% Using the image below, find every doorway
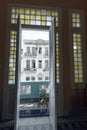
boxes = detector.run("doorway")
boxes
[19,28,50,117]
[15,18,57,130]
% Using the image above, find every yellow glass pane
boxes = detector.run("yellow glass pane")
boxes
[56,41,59,44]
[51,12,54,16]
[11,14,16,18]
[20,14,24,19]
[10,55,13,58]
[56,33,58,36]
[10,51,14,55]
[74,49,78,54]
[56,22,58,27]
[76,14,80,18]
[36,16,41,20]
[16,9,20,13]
[25,9,30,14]
[57,75,59,78]
[8,76,12,80]
[31,9,35,14]
[41,21,46,26]
[72,13,76,17]
[77,19,80,22]
[11,19,16,24]
[11,9,15,13]
[25,20,29,25]
[47,11,51,16]
[79,66,82,70]
[79,79,83,83]
[55,12,58,16]
[77,34,81,37]
[77,42,81,46]
[72,18,76,22]
[79,70,83,74]
[31,15,35,20]
[56,45,59,48]
[75,79,79,82]
[78,50,82,53]
[21,20,24,24]
[10,47,14,50]
[9,71,13,75]
[36,10,41,15]
[10,35,15,39]
[73,23,76,27]
[41,16,46,20]
[56,17,58,22]
[10,43,14,47]
[20,9,25,14]
[25,15,30,19]
[56,37,59,40]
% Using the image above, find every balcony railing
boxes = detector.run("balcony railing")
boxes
[24,68,36,71]
[24,52,37,57]
[43,68,49,71]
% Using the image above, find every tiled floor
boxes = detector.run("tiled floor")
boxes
[57,121,87,130]
[57,116,87,130]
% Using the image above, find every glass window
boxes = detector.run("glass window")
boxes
[8,6,61,84]
[32,60,36,69]
[45,76,49,80]
[38,47,42,54]
[72,13,81,27]
[38,77,42,80]
[26,77,30,81]
[20,85,31,94]
[32,47,37,55]
[26,60,30,70]
[26,47,30,53]
[69,9,85,87]
[45,47,48,56]
[31,77,35,80]
[45,60,49,69]
[38,60,42,68]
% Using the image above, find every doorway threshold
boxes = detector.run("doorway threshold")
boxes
[18,116,53,130]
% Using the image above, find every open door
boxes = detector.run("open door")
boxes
[14,15,22,130]
[49,18,57,130]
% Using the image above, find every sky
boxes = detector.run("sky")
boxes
[22,29,49,42]
[21,29,49,48]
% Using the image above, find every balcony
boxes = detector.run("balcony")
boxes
[24,68,36,72]
[43,68,49,71]
[24,52,37,57]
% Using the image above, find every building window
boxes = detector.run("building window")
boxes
[44,47,48,56]
[31,77,35,80]
[26,77,30,81]
[38,60,42,68]
[38,77,42,80]
[20,85,31,94]
[26,60,30,70]
[69,9,86,88]
[26,47,30,53]
[32,47,37,55]
[32,60,36,69]
[45,76,49,80]
[39,85,49,93]
[38,47,42,54]
[44,60,49,70]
